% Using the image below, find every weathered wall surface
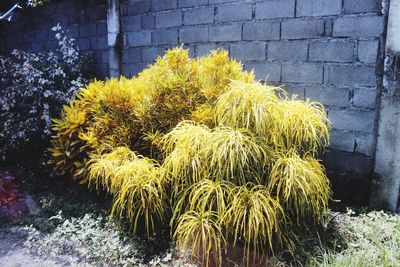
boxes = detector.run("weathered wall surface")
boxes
[373,0,400,210]
[0,0,389,204]
[0,0,109,78]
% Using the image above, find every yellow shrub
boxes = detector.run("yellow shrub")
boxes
[51,48,253,181]
[51,47,332,266]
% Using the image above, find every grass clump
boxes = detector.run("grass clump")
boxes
[50,47,331,265]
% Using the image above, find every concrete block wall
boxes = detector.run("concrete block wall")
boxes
[120,0,386,203]
[0,0,109,78]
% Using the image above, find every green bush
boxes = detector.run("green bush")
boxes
[51,48,331,265]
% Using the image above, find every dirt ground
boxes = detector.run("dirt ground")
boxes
[0,193,85,267]
[0,168,174,267]
[0,227,67,267]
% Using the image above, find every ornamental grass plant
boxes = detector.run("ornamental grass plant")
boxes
[50,47,331,265]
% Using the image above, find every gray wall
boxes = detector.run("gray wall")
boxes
[0,0,389,204]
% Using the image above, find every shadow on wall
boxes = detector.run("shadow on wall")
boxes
[0,0,109,78]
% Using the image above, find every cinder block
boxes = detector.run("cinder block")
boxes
[76,38,91,50]
[243,21,280,41]
[305,86,349,108]
[55,0,76,12]
[141,14,155,29]
[91,36,108,50]
[120,2,128,16]
[268,41,308,61]
[31,42,45,52]
[217,3,252,22]
[101,50,109,63]
[282,84,305,99]
[180,26,208,43]
[324,150,373,176]
[330,130,355,153]
[24,31,36,43]
[142,47,166,63]
[123,63,146,77]
[358,40,379,64]
[230,43,266,61]
[179,0,208,8]
[96,21,107,35]
[325,19,334,37]
[151,0,177,11]
[281,19,324,40]
[354,132,374,156]
[79,23,97,37]
[196,43,228,57]
[183,7,214,25]
[209,0,237,3]
[155,11,182,28]
[37,19,53,31]
[353,87,376,108]
[329,109,375,133]
[62,13,77,27]
[93,53,102,64]
[309,41,355,62]
[27,31,42,43]
[123,16,142,32]
[209,24,242,42]
[127,31,152,47]
[124,47,142,63]
[326,64,376,86]
[244,62,281,82]
[255,0,295,19]
[282,62,323,84]
[297,0,342,16]
[64,25,79,37]
[128,0,150,15]
[86,5,107,21]
[333,16,384,37]
[344,0,382,14]
[330,130,374,157]
[152,29,178,45]
[183,44,196,57]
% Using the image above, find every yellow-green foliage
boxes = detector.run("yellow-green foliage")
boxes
[50,49,253,180]
[204,127,267,185]
[223,184,284,259]
[197,50,254,100]
[111,158,166,236]
[276,99,330,153]
[173,179,234,222]
[268,150,331,222]
[51,47,332,266]
[215,81,281,138]
[174,211,225,267]
[161,121,212,196]
[86,147,137,192]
